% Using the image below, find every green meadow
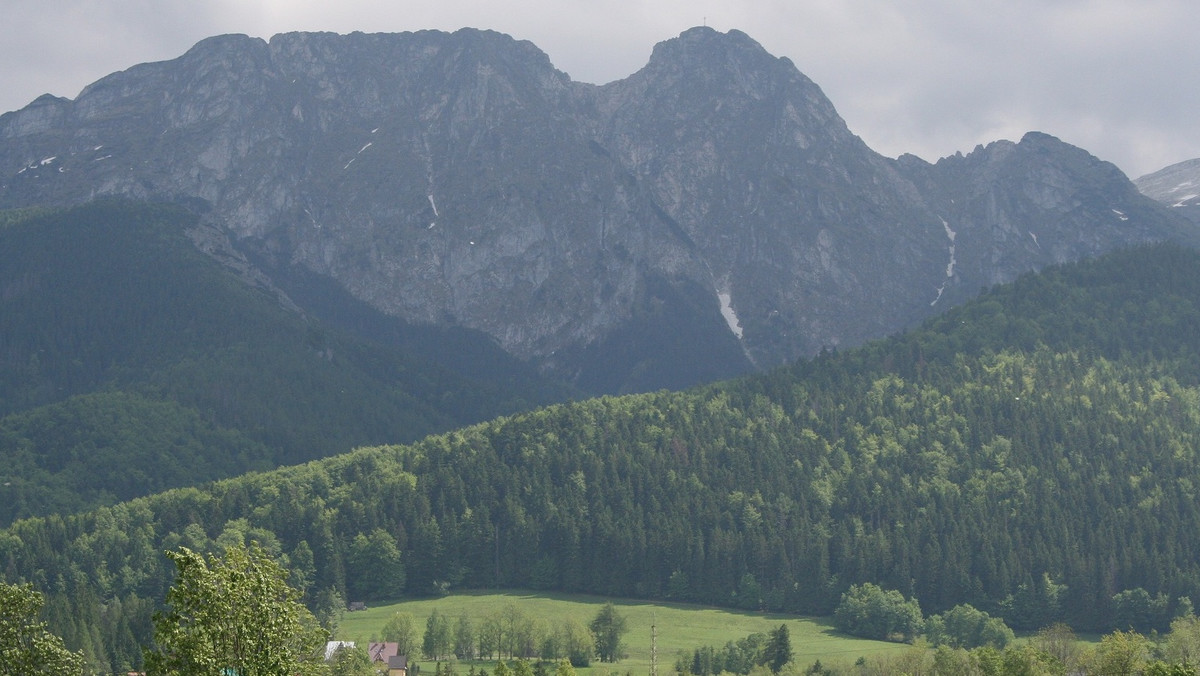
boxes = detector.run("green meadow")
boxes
[336,590,910,673]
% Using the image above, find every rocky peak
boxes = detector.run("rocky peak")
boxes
[0,28,1192,392]
[1135,158,1200,226]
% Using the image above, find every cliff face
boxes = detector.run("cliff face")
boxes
[2,27,1192,391]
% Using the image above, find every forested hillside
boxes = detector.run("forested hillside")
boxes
[4,241,1200,672]
[0,200,573,524]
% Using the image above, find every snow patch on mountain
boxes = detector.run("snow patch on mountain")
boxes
[718,290,743,339]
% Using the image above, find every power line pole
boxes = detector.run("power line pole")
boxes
[651,614,658,676]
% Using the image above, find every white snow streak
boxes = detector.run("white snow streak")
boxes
[1173,194,1198,207]
[718,291,744,339]
[358,142,373,154]
[1029,231,1041,248]
[931,218,958,306]
[1111,208,1129,221]
[428,195,439,217]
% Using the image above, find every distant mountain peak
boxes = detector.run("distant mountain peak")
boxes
[1,28,1192,392]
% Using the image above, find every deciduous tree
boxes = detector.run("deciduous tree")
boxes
[589,602,627,663]
[143,543,326,675]
[0,580,85,676]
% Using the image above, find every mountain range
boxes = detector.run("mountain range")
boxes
[6,25,1200,672]
[3,27,1194,393]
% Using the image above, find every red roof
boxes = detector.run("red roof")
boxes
[368,642,399,663]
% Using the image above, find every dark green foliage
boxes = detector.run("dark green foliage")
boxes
[1112,587,1177,634]
[589,602,627,663]
[560,275,753,394]
[0,200,572,524]
[346,529,406,602]
[924,604,1014,649]
[998,573,1066,631]
[7,242,1200,664]
[763,625,792,673]
[832,583,923,642]
[677,627,789,676]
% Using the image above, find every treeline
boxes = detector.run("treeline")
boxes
[676,625,792,676]
[0,200,573,524]
[826,617,1200,676]
[377,604,605,666]
[5,244,1200,671]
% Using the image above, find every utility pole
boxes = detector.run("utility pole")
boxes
[651,614,658,676]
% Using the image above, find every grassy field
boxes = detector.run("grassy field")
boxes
[337,590,911,674]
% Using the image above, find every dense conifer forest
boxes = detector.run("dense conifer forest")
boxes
[0,201,574,524]
[4,203,1200,671]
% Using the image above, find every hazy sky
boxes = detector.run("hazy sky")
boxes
[2,1,1197,178]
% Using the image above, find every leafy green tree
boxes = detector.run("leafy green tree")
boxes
[1030,623,1081,672]
[924,604,1014,649]
[557,618,593,667]
[589,602,627,663]
[1165,614,1200,668]
[330,642,378,676]
[1113,587,1173,634]
[347,529,406,601]
[1085,630,1151,676]
[383,611,419,657]
[455,613,475,659]
[833,583,923,642]
[0,580,85,676]
[423,608,453,660]
[143,543,326,675]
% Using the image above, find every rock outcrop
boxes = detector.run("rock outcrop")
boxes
[2,27,1192,392]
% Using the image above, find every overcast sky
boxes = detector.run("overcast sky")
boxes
[2,1,1197,178]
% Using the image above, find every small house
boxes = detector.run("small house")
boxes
[324,640,355,661]
[369,642,399,665]
[387,654,409,676]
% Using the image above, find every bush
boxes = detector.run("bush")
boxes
[832,583,922,642]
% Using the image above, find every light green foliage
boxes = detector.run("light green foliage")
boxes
[1029,623,1081,673]
[382,611,419,657]
[1085,630,1151,676]
[1164,614,1200,666]
[511,658,534,676]
[589,602,627,662]
[143,542,327,675]
[329,642,378,676]
[455,613,475,659]
[423,608,453,660]
[0,580,85,675]
[832,583,922,642]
